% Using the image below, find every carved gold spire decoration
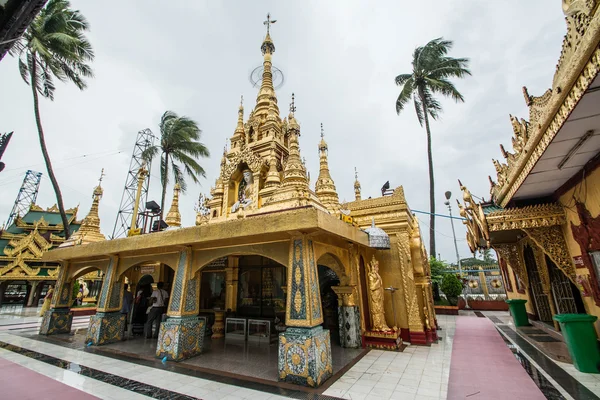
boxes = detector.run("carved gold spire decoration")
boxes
[231,95,245,148]
[265,142,282,188]
[354,167,361,201]
[60,169,106,247]
[314,123,340,213]
[282,98,308,188]
[253,13,280,121]
[165,183,182,228]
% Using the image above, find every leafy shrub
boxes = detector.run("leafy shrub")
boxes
[440,274,463,305]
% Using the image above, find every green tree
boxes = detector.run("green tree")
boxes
[11,0,94,239]
[429,257,449,301]
[395,38,471,258]
[440,274,463,306]
[143,111,210,220]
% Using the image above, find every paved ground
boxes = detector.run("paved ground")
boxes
[447,316,545,400]
[1,306,600,399]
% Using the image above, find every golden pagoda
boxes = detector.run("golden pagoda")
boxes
[40,14,436,388]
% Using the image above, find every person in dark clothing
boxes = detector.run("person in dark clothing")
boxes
[131,284,152,336]
[121,284,134,334]
[145,282,169,339]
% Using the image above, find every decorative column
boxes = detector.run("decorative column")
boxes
[225,256,239,311]
[479,267,490,300]
[26,282,38,307]
[279,235,332,387]
[40,263,74,335]
[331,285,361,348]
[156,247,205,361]
[86,255,125,345]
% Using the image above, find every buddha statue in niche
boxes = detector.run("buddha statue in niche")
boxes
[367,256,391,332]
[231,169,254,213]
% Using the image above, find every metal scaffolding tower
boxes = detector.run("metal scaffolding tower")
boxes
[6,169,43,227]
[111,128,155,239]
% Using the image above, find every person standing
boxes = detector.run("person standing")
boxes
[145,282,169,339]
[39,285,54,316]
[121,284,134,335]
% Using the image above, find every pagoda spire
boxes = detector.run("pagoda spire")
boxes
[314,123,340,213]
[59,169,106,247]
[253,13,280,120]
[354,167,361,201]
[282,95,308,187]
[233,95,245,138]
[165,183,182,228]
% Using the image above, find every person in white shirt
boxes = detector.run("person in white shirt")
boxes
[145,282,169,339]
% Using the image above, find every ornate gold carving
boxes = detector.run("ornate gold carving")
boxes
[457,182,490,253]
[494,243,529,287]
[486,204,566,231]
[366,256,391,332]
[488,4,600,206]
[523,225,576,282]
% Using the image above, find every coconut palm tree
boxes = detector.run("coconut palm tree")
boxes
[395,37,470,258]
[143,111,210,221]
[11,0,94,239]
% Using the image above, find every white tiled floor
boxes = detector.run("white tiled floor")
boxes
[0,331,289,400]
[323,315,455,400]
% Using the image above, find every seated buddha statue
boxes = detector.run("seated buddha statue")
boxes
[231,170,254,213]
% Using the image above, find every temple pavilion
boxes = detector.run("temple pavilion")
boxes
[459,1,600,336]
[39,18,436,387]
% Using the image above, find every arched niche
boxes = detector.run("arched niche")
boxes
[68,260,110,281]
[192,242,289,275]
[117,253,180,278]
[315,247,349,285]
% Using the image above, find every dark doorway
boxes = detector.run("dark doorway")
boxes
[547,256,586,314]
[523,246,553,324]
[317,265,340,344]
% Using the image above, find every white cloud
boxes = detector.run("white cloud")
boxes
[0,0,566,261]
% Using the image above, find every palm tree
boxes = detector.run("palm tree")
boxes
[11,0,94,239]
[395,37,470,258]
[143,111,210,221]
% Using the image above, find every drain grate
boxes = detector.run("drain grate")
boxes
[474,311,485,318]
[531,335,560,343]
[488,316,505,325]
[518,328,546,335]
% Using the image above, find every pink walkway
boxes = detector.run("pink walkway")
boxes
[0,357,99,399]
[448,316,545,400]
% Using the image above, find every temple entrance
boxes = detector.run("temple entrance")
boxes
[236,255,286,319]
[318,265,340,343]
[548,257,586,314]
[523,246,553,324]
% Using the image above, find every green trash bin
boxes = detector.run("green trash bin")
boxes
[505,299,529,327]
[554,314,600,373]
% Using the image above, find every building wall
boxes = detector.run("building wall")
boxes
[558,163,600,333]
[502,262,535,315]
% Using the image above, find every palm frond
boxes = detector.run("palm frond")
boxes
[425,78,465,103]
[395,76,414,115]
[413,94,424,126]
[171,163,186,193]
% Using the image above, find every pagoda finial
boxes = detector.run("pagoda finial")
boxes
[290,92,296,115]
[264,13,277,35]
[165,183,182,229]
[354,167,361,201]
[315,123,339,213]
[59,169,106,247]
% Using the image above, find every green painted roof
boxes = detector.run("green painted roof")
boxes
[22,210,74,226]
[483,204,503,215]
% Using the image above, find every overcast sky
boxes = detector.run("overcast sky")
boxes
[0,1,566,262]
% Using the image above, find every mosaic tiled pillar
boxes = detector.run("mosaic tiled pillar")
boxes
[40,262,74,335]
[156,316,206,361]
[280,236,333,387]
[331,285,361,348]
[156,247,203,361]
[87,256,125,345]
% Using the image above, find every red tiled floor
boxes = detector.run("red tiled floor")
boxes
[448,316,546,400]
[0,357,99,399]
